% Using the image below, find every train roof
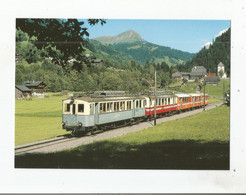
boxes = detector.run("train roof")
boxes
[149,94,174,98]
[63,95,147,103]
[189,93,202,97]
[175,93,191,98]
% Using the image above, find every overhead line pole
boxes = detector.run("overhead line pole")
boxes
[154,70,157,126]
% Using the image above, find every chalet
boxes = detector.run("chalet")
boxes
[204,76,220,85]
[15,85,32,99]
[180,72,190,80]
[172,72,182,80]
[91,58,103,65]
[23,81,46,94]
[190,66,207,79]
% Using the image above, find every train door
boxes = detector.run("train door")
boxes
[180,98,182,109]
[72,104,76,115]
[69,103,77,126]
[133,100,136,117]
[95,103,99,125]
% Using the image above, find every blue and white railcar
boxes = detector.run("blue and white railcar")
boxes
[62,92,147,135]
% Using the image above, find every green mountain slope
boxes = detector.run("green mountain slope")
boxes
[93,30,144,44]
[91,30,194,66]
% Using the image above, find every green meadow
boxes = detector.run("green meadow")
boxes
[15,79,228,146]
[15,105,230,169]
[15,95,69,146]
[168,79,230,97]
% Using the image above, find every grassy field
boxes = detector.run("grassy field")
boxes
[15,79,228,146]
[167,79,230,97]
[15,95,70,146]
[15,105,230,169]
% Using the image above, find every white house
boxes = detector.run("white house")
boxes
[217,62,227,79]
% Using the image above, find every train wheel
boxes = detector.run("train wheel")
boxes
[71,129,78,137]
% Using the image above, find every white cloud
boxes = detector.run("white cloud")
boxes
[201,28,229,50]
[202,42,212,49]
[216,28,229,38]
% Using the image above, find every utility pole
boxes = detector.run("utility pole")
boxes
[223,80,225,104]
[154,70,157,126]
[203,82,206,111]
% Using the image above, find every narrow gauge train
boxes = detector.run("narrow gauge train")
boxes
[62,91,209,136]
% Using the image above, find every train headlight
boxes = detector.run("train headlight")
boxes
[62,121,66,127]
[78,122,83,127]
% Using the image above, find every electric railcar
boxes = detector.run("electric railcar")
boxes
[62,91,209,136]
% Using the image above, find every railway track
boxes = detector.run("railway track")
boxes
[15,102,224,155]
[15,135,78,155]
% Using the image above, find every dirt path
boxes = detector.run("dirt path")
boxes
[19,102,223,154]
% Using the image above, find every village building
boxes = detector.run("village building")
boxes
[23,81,46,95]
[91,58,103,65]
[204,76,220,85]
[180,72,190,80]
[15,85,32,99]
[172,72,182,80]
[206,73,216,77]
[190,66,207,79]
[217,62,227,79]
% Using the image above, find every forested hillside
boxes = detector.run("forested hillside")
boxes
[177,28,230,76]
[15,19,230,93]
[15,19,176,92]
[112,41,193,65]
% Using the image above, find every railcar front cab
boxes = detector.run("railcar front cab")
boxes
[62,98,94,134]
[62,96,148,135]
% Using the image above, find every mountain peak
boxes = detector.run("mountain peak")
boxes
[93,30,144,44]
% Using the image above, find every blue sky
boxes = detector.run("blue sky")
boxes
[82,19,230,53]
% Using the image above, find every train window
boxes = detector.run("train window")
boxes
[72,104,76,114]
[65,104,70,112]
[136,100,139,108]
[99,103,106,113]
[100,103,103,113]
[114,102,116,111]
[143,100,146,107]
[127,101,131,110]
[122,101,125,110]
[114,102,119,112]
[117,102,119,111]
[78,104,84,113]
[120,101,125,111]
[139,100,142,108]
[90,104,94,115]
[107,103,110,112]
[110,102,114,112]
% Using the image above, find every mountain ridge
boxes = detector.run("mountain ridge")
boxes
[93,30,145,44]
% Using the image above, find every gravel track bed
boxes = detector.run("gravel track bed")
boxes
[19,102,223,154]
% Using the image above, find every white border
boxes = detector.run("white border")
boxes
[1,0,246,193]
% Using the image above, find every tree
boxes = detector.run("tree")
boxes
[16,19,106,71]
